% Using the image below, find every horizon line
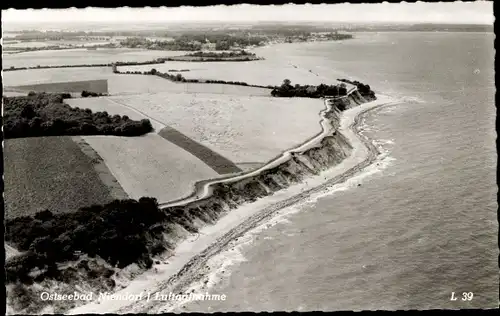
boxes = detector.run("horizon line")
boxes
[3,20,494,26]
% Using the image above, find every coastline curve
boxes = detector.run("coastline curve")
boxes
[158,86,358,208]
[68,90,401,315]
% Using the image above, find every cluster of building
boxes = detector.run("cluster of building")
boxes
[75,36,112,41]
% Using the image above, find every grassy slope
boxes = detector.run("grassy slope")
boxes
[81,133,220,203]
[4,137,117,219]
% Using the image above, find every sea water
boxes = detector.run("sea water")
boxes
[181,32,497,311]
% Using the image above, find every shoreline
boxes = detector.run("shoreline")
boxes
[3,39,348,72]
[68,93,400,314]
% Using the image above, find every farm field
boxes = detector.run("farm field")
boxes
[3,67,113,86]
[118,58,327,86]
[82,133,221,202]
[2,48,189,69]
[6,79,109,94]
[106,92,325,163]
[3,41,53,48]
[3,67,173,95]
[4,136,126,220]
[158,126,242,174]
[2,41,113,50]
[3,91,29,97]
[2,36,176,49]
[3,67,272,96]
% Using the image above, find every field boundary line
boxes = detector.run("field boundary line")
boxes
[105,97,167,131]
[159,86,359,207]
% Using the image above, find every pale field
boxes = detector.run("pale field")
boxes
[3,32,19,38]
[3,91,28,97]
[2,40,114,49]
[118,58,327,87]
[3,67,114,85]
[2,48,189,68]
[3,67,272,96]
[3,41,53,48]
[3,67,175,95]
[145,37,176,42]
[82,133,220,202]
[108,92,325,163]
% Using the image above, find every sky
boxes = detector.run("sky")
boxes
[2,2,494,25]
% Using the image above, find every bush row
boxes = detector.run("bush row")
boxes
[5,59,165,72]
[115,69,189,82]
[115,68,273,89]
[162,56,260,62]
[204,79,248,86]
[270,79,348,98]
[81,90,107,98]
[185,50,256,58]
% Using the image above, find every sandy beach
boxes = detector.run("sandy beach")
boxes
[67,93,400,314]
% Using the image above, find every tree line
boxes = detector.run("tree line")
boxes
[115,68,273,89]
[270,79,348,98]
[119,34,266,51]
[81,90,107,97]
[5,197,171,284]
[270,79,376,99]
[114,68,189,82]
[185,50,256,58]
[162,56,261,62]
[119,37,202,51]
[3,92,153,139]
[5,59,164,72]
